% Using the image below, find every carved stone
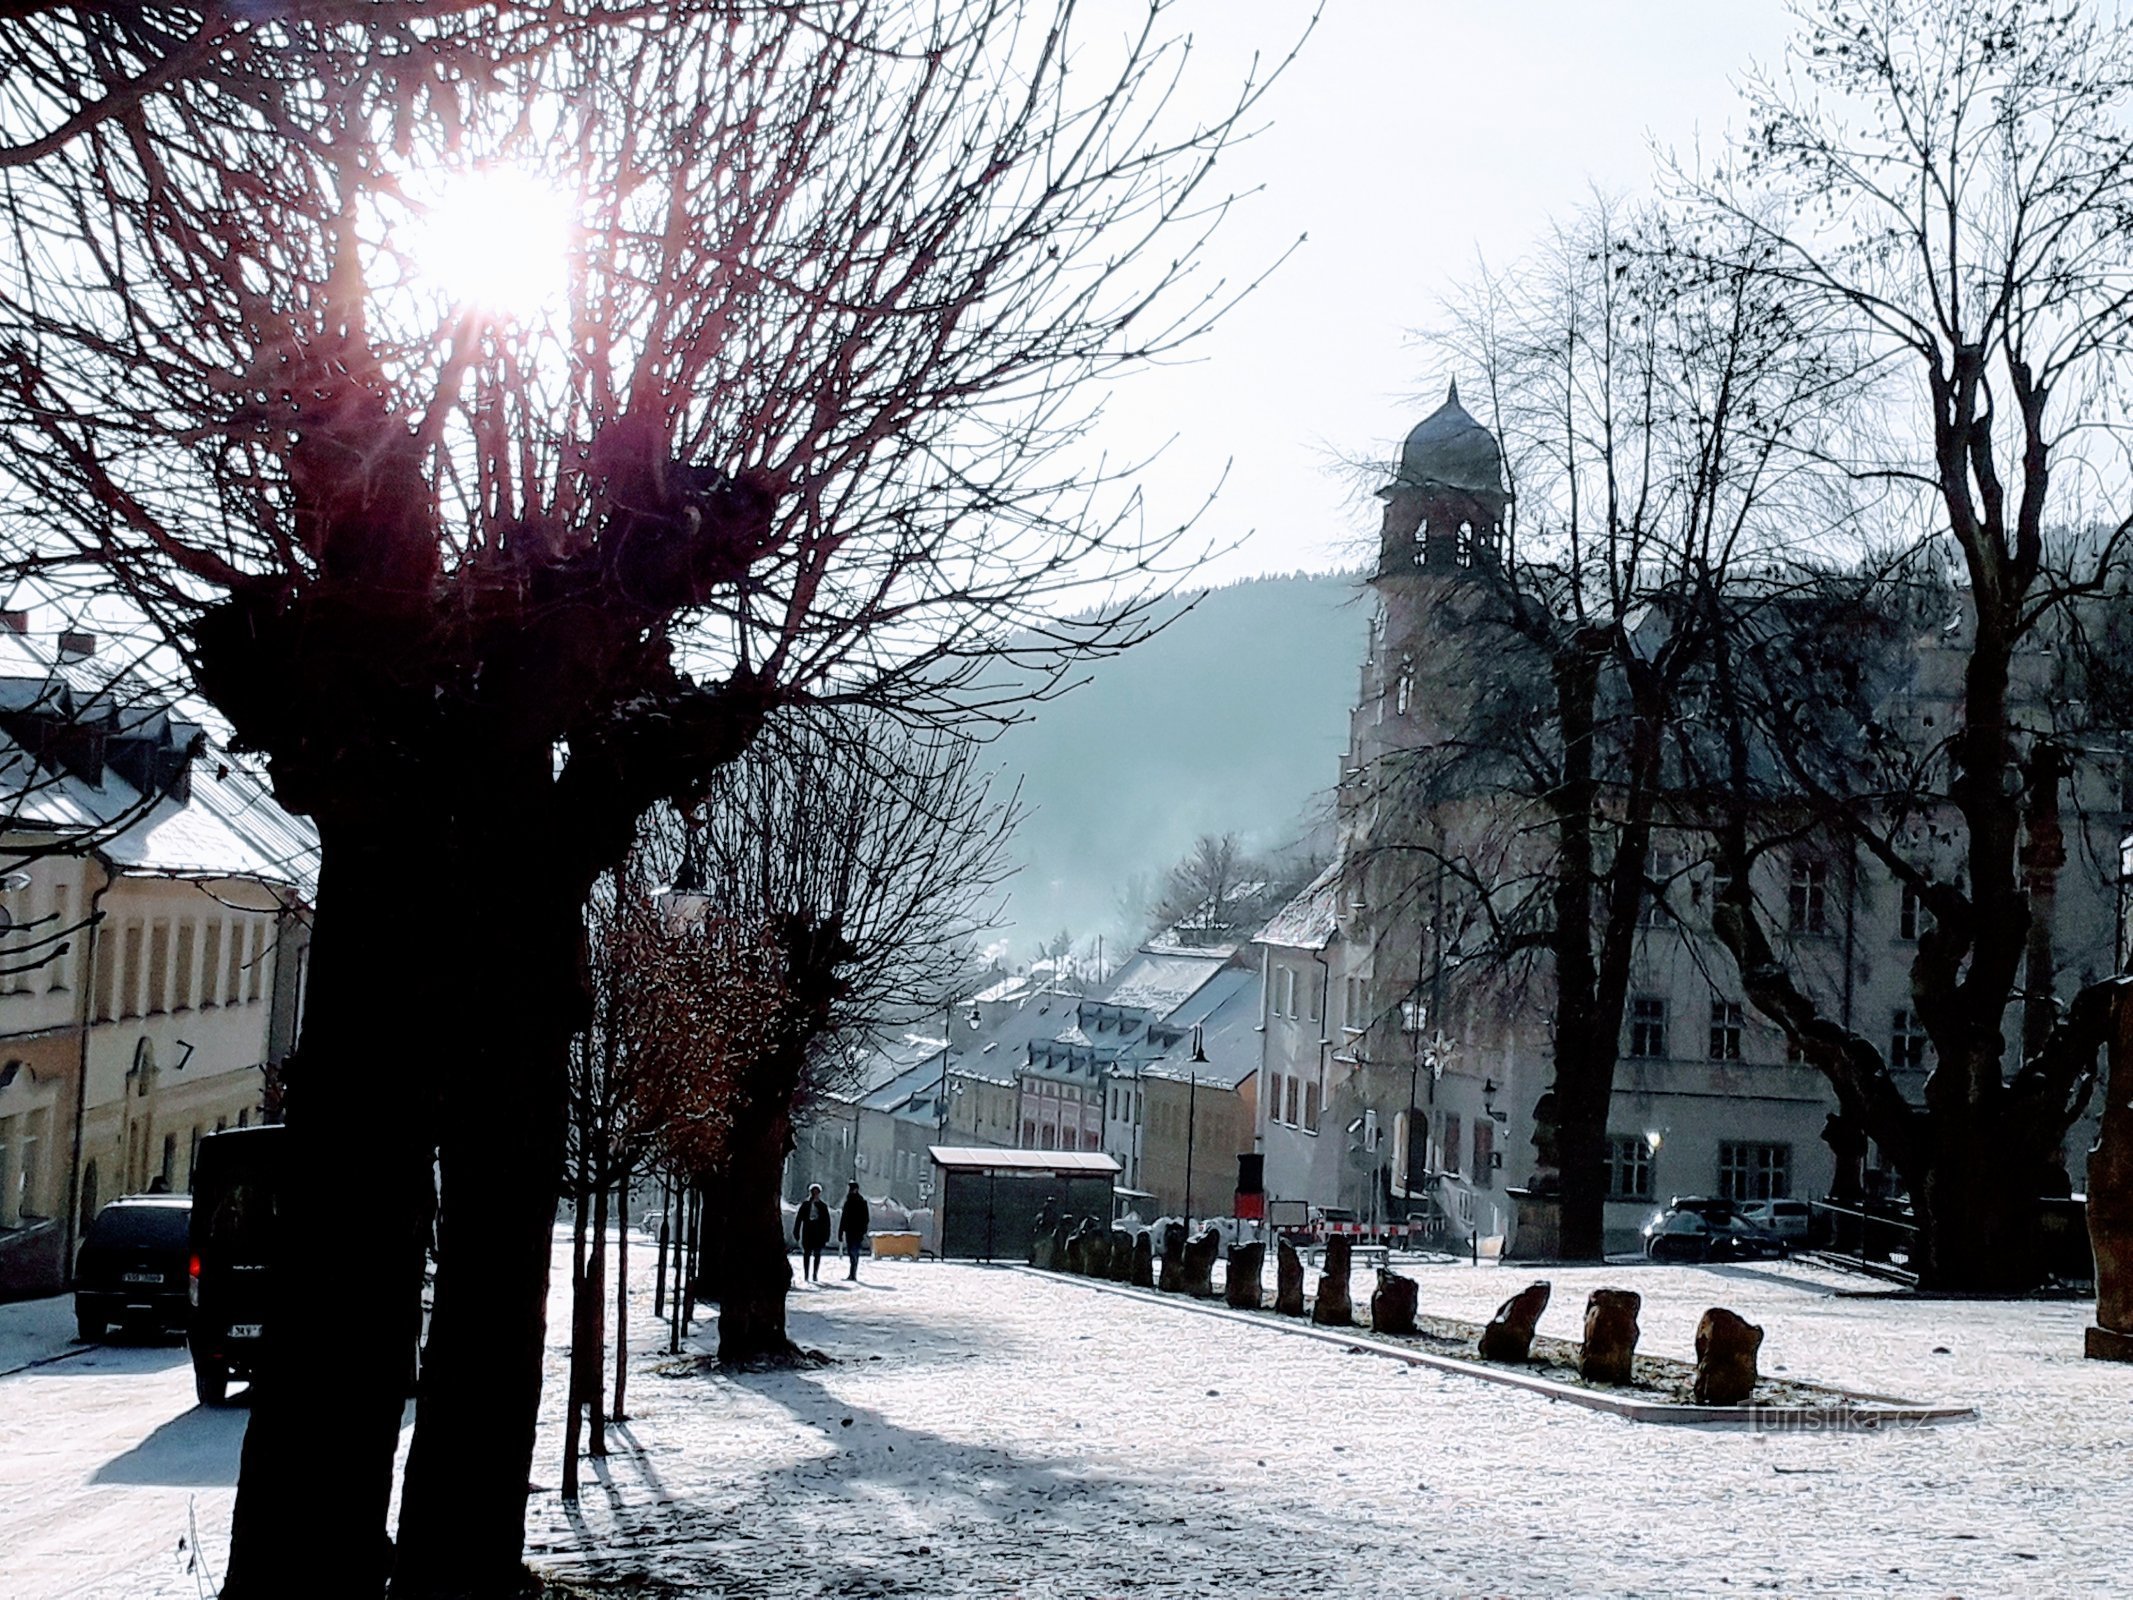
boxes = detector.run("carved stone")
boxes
[1311,1235,1353,1326]
[1131,1230,1155,1288]
[1692,1307,1764,1404]
[1109,1228,1136,1282]
[1370,1268,1419,1336]
[1180,1226,1222,1298]
[1579,1288,1641,1385]
[1225,1242,1266,1309]
[1275,1240,1306,1316]
[1158,1220,1188,1293]
[1081,1221,1111,1279]
[1477,1280,1552,1363]
[1031,1199,1059,1267]
[2088,999,2133,1359]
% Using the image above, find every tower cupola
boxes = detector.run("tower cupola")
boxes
[1375,382,1509,579]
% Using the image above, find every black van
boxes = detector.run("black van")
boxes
[188,1124,286,1405]
[74,1195,194,1339]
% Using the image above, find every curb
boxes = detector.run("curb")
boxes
[1019,1267,1977,1430]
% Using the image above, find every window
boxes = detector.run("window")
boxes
[1307,972,1322,1025]
[1443,1113,1463,1177]
[224,919,243,1005]
[1022,1119,1036,1146]
[1718,1141,1791,1202]
[1890,1008,1930,1071]
[1473,1120,1494,1189]
[173,922,196,1011]
[1039,1124,1055,1150]
[1788,860,1829,934]
[120,923,143,1019]
[147,921,170,1014]
[1607,1135,1654,1201]
[247,919,266,1002]
[1708,1000,1744,1062]
[1302,1078,1319,1133]
[1279,967,1297,1019]
[159,1132,177,1191]
[48,883,70,993]
[1284,1076,1300,1125]
[1898,882,1926,942]
[1344,974,1366,1033]
[1627,996,1668,1059]
[1395,661,1412,716]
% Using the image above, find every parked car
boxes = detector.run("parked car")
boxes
[1739,1198,1820,1246]
[74,1194,193,1340]
[1642,1204,1786,1263]
[188,1125,287,1406]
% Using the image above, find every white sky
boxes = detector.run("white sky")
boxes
[1097,0,1798,586]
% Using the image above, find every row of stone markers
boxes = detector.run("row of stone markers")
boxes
[1033,1221,1767,1406]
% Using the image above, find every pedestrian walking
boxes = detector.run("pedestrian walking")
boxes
[839,1180,870,1281]
[794,1184,832,1282]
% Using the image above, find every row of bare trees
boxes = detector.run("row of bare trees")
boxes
[1370,0,2133,1290]
[0,3,1301,1594]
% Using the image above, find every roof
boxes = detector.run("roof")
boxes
[927,1146,1121,1176]
[1100,945,1232,1015]
[0,626,319,896]
[1254,858,1342,951]
[1140,968,1262,1089]
[1381,381,1505,500]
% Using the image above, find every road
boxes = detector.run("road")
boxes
[0,1313,251,1599]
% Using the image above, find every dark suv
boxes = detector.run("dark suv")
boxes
[188,1125,286,1405]
[74,1195,194,1340]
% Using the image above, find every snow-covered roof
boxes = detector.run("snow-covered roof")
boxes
[1140,969,1262,1089]
[1253,858,1342,951]
[0,626,318,895]
[1100,946,1232,1015]
[927,1146,1120,1176]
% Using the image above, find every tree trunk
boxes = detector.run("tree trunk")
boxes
[613,1182,630,1424]
[223,828,435,1600]
[560,1193,588,1504]
[390,868,580,1599]
[652,1181,668,1320]
[716,1108,801,1364]
[587,1180,609,1456]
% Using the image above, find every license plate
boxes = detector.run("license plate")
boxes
[121,1271,162,1284]
[228,1323,263,1339]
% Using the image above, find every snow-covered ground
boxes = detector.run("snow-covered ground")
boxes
[6,1245,2129,1597]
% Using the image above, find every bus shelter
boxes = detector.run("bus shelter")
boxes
[928,1147,1120,1262]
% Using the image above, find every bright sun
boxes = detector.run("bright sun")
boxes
[403,167,573,319]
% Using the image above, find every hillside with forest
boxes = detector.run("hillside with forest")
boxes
[989,569,1368,959]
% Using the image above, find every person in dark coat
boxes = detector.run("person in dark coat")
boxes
[838,1181,870,1281]
[794,1184,832,1282]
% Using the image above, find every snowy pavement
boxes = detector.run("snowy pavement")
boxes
[5,1247,2129,1597]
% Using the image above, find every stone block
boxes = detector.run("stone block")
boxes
[1225,1242,1266,1309]
[1477,1280,1552,1363]
[1311,1235,1354,1326]
[1181,1226,1222,1298]
[1158,1221,1188,1293]
[1371,1268,1418,1336]
[1275,1240,1306,1316]
[1692,1306,1764,1404]
[1578,1287,1641,1385]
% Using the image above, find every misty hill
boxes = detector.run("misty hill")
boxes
[989,570,1369,956]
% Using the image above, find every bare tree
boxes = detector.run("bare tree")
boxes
[1138,830,1322,946]
[1676,0,2133,1289]
[1356,197,1841,1258]
[664,707,1016,1367]
[0,5,1299,1592]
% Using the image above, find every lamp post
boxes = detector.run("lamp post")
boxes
[1183,1023,1206,1223]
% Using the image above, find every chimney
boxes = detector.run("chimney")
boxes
[57,631,96,660]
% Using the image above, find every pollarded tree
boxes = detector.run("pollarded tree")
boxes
[1677,0,2133,1290]
[0,6,1296,1593]
[661,708,1016,1367]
